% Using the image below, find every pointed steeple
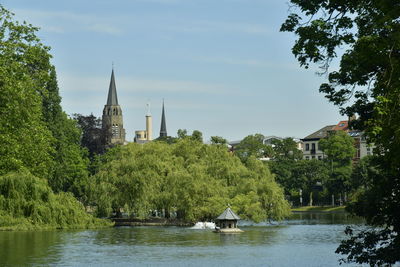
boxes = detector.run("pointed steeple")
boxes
[106,69,118,105]
[159,100,167,137]
[102,67,126,146]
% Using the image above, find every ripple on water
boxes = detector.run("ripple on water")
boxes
[0,214,367,266]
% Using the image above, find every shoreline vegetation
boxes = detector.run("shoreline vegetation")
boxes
[0,172,113,231]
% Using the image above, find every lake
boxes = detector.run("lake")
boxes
[0,212,364,266]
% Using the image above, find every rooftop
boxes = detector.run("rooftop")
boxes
[216,207,241,221]
[302,125,335,140]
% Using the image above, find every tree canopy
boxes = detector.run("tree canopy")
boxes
[0,5,103,230]
[235,134,274,162]
[282,0,400,264]
[88,139,291,222]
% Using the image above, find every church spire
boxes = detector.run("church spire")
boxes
[106,69,118,105]
[159,99,167,137]
[102,67,125,146]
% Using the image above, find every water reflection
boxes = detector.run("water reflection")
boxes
[289,212,364,225]
[0,230,62,266]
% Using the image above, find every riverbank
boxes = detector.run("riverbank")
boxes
[291,206,346,213]
[112,217,194,227]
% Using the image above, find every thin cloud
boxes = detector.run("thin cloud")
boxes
[58,73,230,94]
[167,20,272,35]
[192,56,302,71]
[12,8,124,35]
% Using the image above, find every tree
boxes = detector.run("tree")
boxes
[235,134,274,162]
[210,136,228,145]
[0,172,109,230]
[177,129,188,139]
[319,131,355,201]
[271,138,303,160]
[292,160,329,206]
[267,138,303,203]
[89,140,290,222]
[0,6,55,178]
[349,155,377,190]
[319,131,355,167]
[191,130,203,143]
[282,1,400,264]
[73,113,106,158]
[42,71,90,197]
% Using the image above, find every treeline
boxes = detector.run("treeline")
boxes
[86,139,290,222]
[235,132,373,208]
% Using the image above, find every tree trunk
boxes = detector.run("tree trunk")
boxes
[309,191,313,206]
[165,208,170,218]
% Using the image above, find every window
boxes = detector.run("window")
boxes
[112,124,119,137]
[305,144,310,151]
[318,156,322,160]
[305,156,309,160]
[317,142,321,151]
[311,143,316,150]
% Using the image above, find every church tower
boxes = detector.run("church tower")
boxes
[159,100,168,138]
[102,69,126,145]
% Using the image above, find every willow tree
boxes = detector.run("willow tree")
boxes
[281,1,400,265]
[89,139,290,222]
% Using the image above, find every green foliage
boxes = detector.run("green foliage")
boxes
[210,136,228,145]
[43,73,90,197]
[272,138,303,160]
[0,172,111,230]
[73,113,106,158]
[282,0,400,264]
[0,6,89,198]
[0,6,55,178]
[319,131,355,194]
[176,129,203,143]
[191,130,203,143]
[0,6,102,230]
[235,134,274,162]
[319,131,355,166]
[349,156,377,190]
[177,129,188,139]
[154,135,177,144]
[89,140,290,223]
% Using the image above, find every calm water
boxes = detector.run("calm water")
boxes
[0,213,364,266]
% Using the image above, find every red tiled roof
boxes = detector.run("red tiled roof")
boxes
[332,120,349,131]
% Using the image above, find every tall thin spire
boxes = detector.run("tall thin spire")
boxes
[106,69,118,105]
[159,99,167,137]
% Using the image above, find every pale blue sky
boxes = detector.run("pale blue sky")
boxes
[3,0,344,142]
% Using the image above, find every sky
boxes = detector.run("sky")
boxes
[3,0,345,142]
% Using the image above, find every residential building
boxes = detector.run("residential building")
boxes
[302,120,374,161]
[301,125,335,160]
